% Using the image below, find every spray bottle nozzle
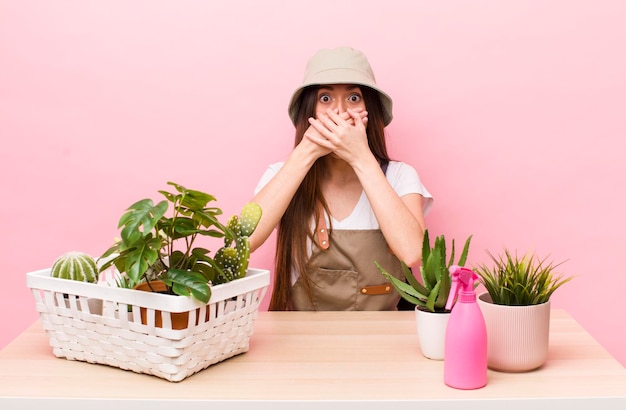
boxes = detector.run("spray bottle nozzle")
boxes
[445,265,479,311]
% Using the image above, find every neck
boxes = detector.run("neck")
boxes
[323,157,357,184]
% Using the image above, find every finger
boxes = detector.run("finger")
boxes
[304,130,334,149]
[339,111,352,121]
[339,110,355,125]
[308,117,334,137]
[303,124,323,140]
[324,108,346,127]
[337,109,367,125]
[347,108,364,126]
[316,111,343,132]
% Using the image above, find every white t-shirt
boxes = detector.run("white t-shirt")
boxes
[254,160,433,229]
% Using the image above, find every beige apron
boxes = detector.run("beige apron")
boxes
[291,222,404,311]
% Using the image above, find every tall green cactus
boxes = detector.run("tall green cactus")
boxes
[213,202,262,284]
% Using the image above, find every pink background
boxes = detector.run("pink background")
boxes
[1,1,625,366]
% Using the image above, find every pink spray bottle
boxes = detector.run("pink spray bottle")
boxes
[444,265,488,389]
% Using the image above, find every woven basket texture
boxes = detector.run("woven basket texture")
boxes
[27,268,269,382]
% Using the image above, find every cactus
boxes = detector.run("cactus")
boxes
[51,251,99,283]
[214,202,262,284]
[240,202,262,236]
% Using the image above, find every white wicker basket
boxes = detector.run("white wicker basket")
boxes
[26,267,270,382]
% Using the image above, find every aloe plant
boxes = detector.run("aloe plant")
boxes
[376,230,472,313]
[99,182,262,303]
[474,250,572,306]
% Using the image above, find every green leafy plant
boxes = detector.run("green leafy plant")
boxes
[474,249,572,306]
[376,230,472,313]
[99,181,262,304]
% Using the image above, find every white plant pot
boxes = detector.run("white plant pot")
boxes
[415,307,450,360]
[477,292,551,372]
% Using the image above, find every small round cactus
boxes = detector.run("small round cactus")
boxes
[51,251,99,283]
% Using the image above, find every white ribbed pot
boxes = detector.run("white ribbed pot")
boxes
[415,307,450,360]
[477,292,551,372]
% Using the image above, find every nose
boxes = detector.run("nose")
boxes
[333,98,347,113]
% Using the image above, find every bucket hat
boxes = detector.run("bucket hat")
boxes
[288,46,393,126]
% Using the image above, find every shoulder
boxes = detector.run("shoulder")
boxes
[385,161,423,187]
[266,161,285,173]
[386,161,418,177]
[254,162,285,194]
[385,161,433,213]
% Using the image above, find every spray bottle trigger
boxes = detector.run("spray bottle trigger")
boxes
[445,265,463,311]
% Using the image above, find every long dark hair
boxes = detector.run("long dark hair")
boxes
[268,85,391,310]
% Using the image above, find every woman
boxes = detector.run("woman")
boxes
[250,46,433,311]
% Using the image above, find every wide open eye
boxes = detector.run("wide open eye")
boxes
[319,93,332,103]
[348,93,362,103]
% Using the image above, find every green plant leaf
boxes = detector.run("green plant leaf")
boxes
[447,237,455,268]
[195,209,227,231]
[421,249,439,289]
[474,250,572,306]
[421,230,431,269]
[377,264,429,302]
[435,268,450,310]
[99,241,123,265]
[168,250,188,270]
[124,236,161,284]
[383,275,428,307]
[457,235,473,266]
[426,281,441,312]
[182,190,217,211]
[163,269,211,304]
[193,262,216,283]
[119,199,168,245]
[399,261,430,296]
[169,216,200,238]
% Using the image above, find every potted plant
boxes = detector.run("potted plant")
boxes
[376,229,472,360]
[49,251,103,314]
[98,181,262,328]
[27,181,271,381]
[474,249,573,372]
[27,182,270,382]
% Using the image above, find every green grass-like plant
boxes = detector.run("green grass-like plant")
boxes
[474,249,572,306]
[376,230,472,313]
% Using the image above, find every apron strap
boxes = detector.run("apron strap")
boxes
[316,202,330,250]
